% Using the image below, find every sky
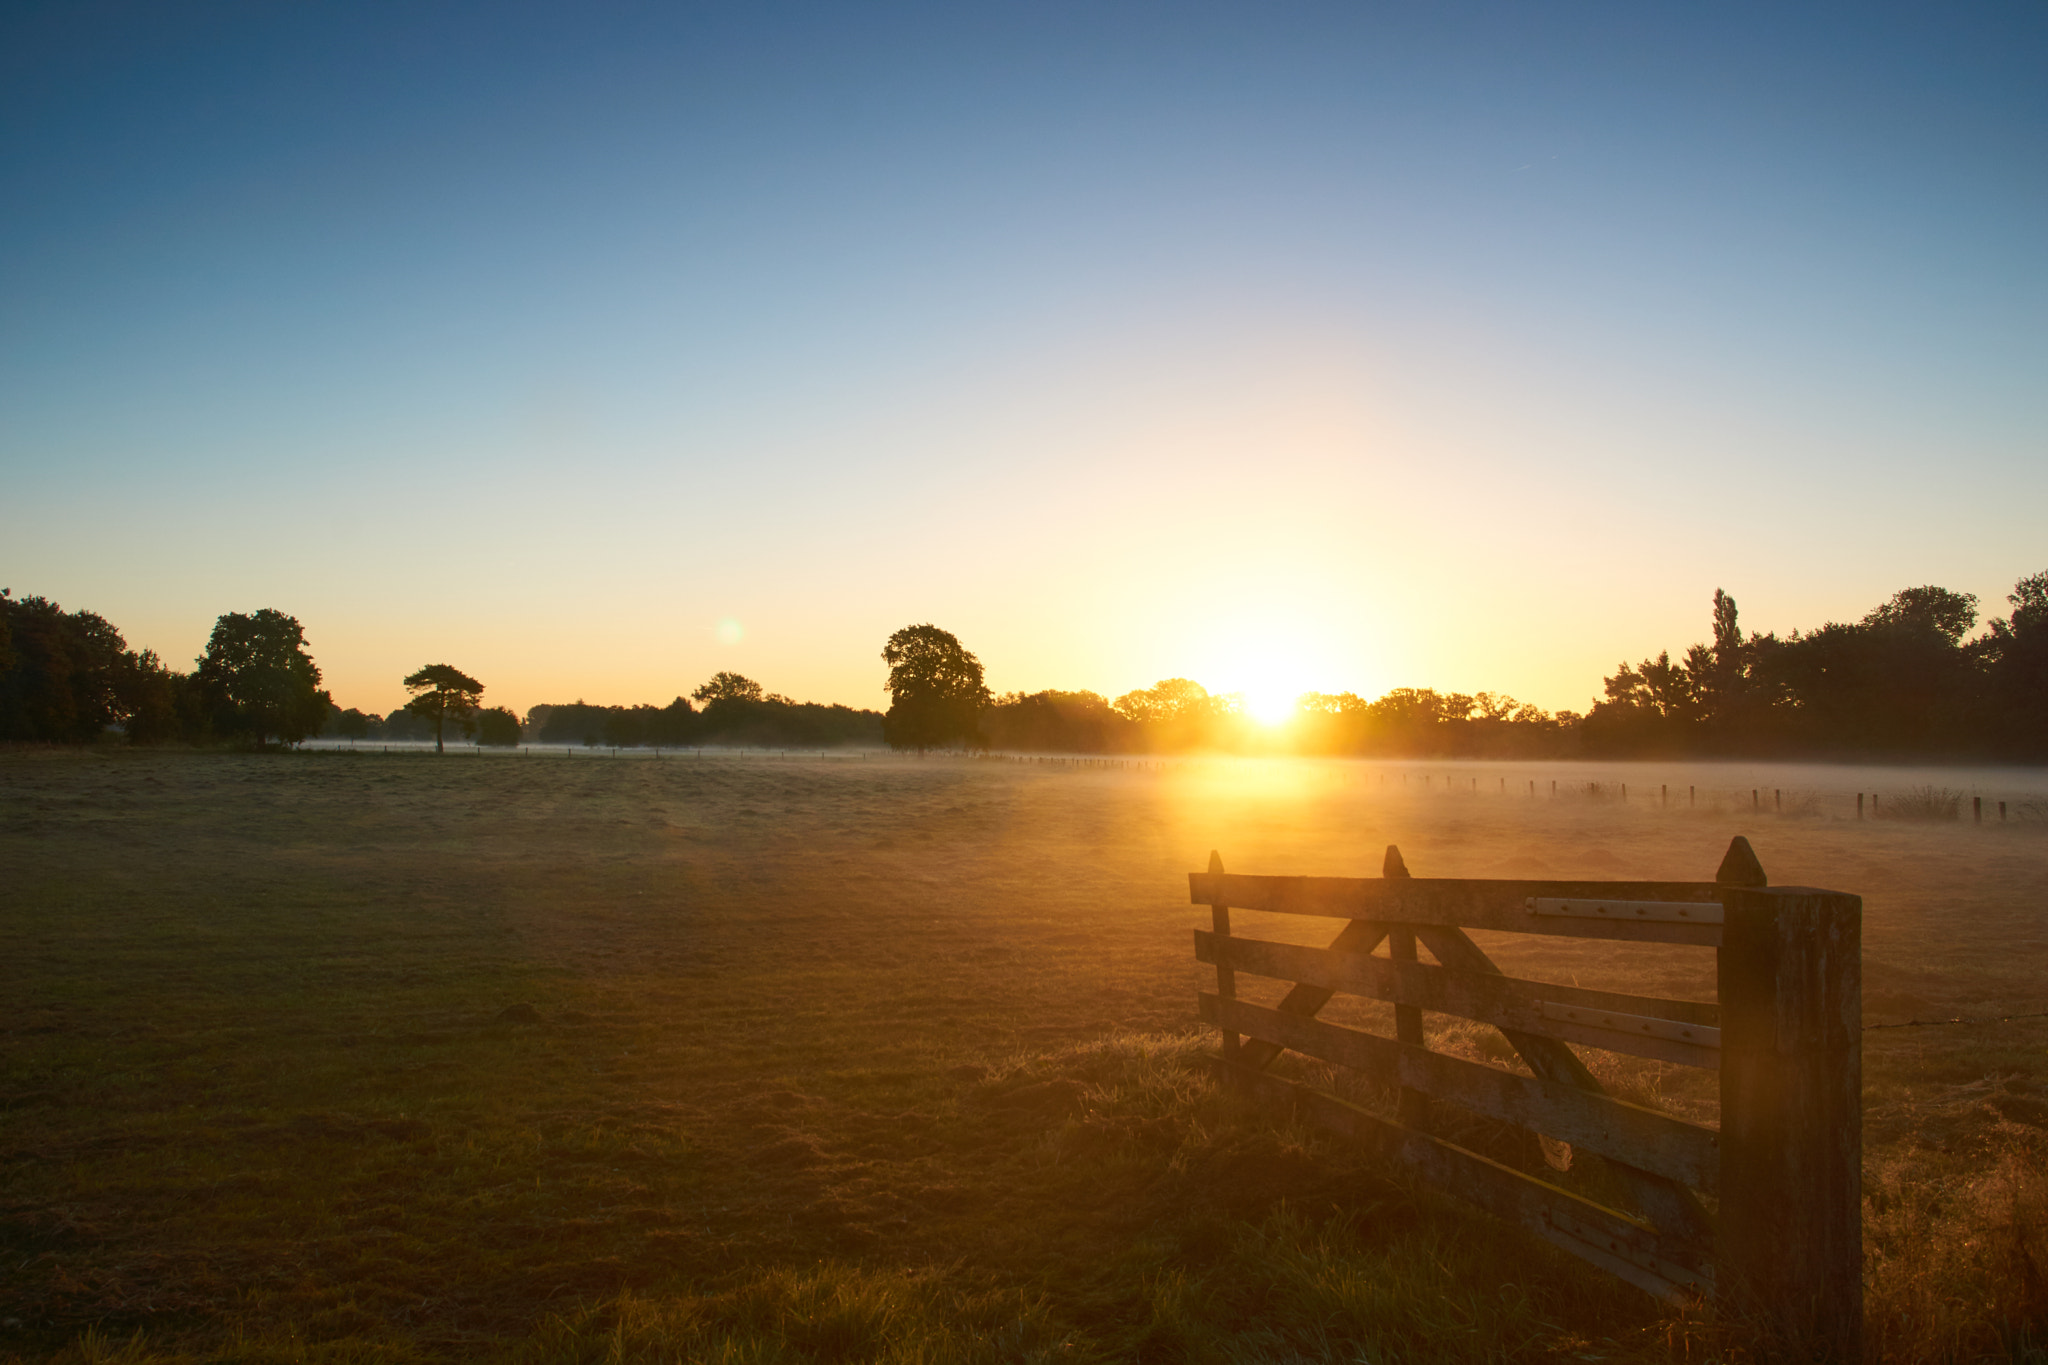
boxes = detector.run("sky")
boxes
[3,2,2045,717]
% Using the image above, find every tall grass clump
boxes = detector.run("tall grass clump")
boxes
[1881,785,1964,822]
[1865,1139,2048,1363]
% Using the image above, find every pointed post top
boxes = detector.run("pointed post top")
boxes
[1383,844,1411,879]
[1207,849,1224,874]
[1716,835,1768,887]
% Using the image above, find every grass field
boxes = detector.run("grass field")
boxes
[3,749,2046,1363]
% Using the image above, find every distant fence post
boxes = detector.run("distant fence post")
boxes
[1718,885,1863,1357]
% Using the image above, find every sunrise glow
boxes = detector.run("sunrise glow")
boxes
[1242,686,1304,727]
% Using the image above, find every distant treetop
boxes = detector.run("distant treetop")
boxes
[692,671,764,703]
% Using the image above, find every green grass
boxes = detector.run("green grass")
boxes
[4,749,2046,1362]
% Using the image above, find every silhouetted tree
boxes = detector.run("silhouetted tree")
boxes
[475,706,521,747]
[330,707,374,741]
[195,609,331,749]
[379,707,434,743]
[525,691,874,749]
[983,690,1132,752]
[645,697,698,747]
[1985,570,2048,758]
[0,593,133,742]
[1112,678,1215,724]
[1863,585,1980,641]
[1686,588,1748,714]
[1587,583,2003,757]
[1753,587,1981,755]
[601,706,649,748]
[691,672,764,703]
[402,664,485,753]
[881,624,990,752]
[529,701,611,745]
[1109,678,1234,750]
[120,649,197,744]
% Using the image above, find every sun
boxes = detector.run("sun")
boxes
[1187,617,1338,729]
[1241,683,1304,727]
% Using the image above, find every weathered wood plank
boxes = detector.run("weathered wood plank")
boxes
[1414,924,1717,1247]
[1187,873,1723,946]
[1219,1060,1713,1304]
[1199,993,1721,1191]
[1235,917,1390,1072]
[1529,897,1722,926]
[1194,930,1721,1069]
[1537,1002,1719,1050]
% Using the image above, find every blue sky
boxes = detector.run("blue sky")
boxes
[3,2,2044,714]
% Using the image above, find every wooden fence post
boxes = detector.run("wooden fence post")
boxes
[1718,883,1863,1357]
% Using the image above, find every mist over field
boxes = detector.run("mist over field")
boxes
[4,749,2045,1359]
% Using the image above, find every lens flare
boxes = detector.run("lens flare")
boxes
[715,618,744,646]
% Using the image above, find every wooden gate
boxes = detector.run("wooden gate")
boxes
[1190,837,1860,1351]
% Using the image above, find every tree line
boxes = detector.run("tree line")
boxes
[335,670,884,749]
[885,575,2048,762]
[974,682,1577,758]
[4,572,2043,760]
[1581,575,2048,760]
[879,623,1577,758]
[0,593,330,748]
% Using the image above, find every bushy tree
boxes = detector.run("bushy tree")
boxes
[120,649,198,744]
[646,697,698,746]
[1980,571,2047,757]
[524,692,875,749]
[402,664,485,753]
[601,707,646,748]
[0,593,133,742]
[691,672,764,703]
[881,624,990,752]
[1862,585,1979,642]
[529,701,610,746]
[983,690,1130,753]
[475,706,522,747]
[1111,678,1216,724]
[195,609,331,749]
[1586,583,2006,757]
[380,707,434,743]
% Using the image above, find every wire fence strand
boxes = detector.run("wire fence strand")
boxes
[1863,1010,2048,1030]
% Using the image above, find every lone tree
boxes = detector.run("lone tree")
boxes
[881,624,990,752]
[402,664,485,753]
[195,609,331,749]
